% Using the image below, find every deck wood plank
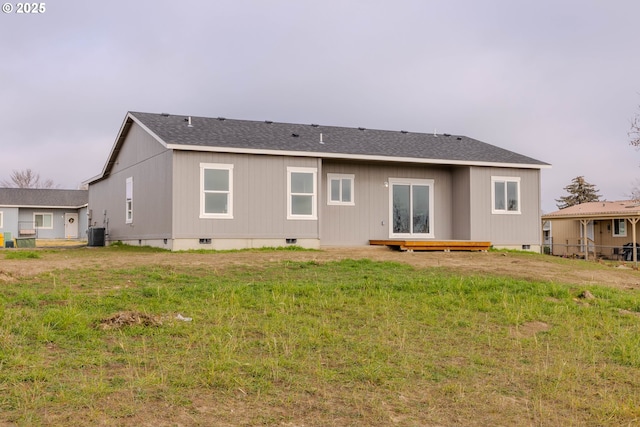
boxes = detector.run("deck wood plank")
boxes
[369,240,491,252]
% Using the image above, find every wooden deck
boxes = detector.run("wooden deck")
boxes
[369,240,491,252]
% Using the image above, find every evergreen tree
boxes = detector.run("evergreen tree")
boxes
[555,176,601,209]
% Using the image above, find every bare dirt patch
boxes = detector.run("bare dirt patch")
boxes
[2,246,640,291]
[96,311,163,330]
[510,321,552,338]
[0,270,16,283]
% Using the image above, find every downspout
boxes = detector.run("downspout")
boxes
[538,173,543,253]
[317,157,322,246]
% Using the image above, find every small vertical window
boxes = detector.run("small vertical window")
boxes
[125,177,133,224]
[613,219,627,237]
[492,177,521,214]
[327,174,355,205]
[0,211,3,228]
[200,163,233,218]
[288,167,317,219]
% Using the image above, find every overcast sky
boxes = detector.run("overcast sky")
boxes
[1,0,639,212]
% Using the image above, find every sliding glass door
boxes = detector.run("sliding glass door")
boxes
[390,178,434,238]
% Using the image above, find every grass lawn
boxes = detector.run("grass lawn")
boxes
[1,247,639,426]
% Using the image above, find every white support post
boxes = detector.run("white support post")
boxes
[580,219,589,261]
[630,218,639,267]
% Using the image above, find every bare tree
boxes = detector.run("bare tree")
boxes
[631,105,640,147]
[627,179,640,202]
[1,169,56,189]
[629,105,640,198]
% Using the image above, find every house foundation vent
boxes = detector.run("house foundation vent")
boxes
[199,238,212,244]
[286,238,297,244]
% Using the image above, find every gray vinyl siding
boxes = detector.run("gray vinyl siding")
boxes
[110,123,168,173]
[319,163,541,246]
[0,206,86,240]
[469,167,541,246]
[16,208,69,239]
[78,207,89,239]
[0,208,19,238]
[320,161,454,245]
[172,151,319,239]
[452,167,471,240]
[88,122,173,241]
[320,162,373,245]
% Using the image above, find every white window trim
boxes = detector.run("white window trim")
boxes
[0,211,3,229]
[287,166,317,220]
[125,176,133,224]
[613,219,627,237]
[388,177,434,238]
[327,173,355,206]
[200,163,234,219]
[34,212,53,229]
[491,176,521,215]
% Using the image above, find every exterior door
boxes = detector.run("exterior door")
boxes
[389,178,434,238]
[65,213,79,239]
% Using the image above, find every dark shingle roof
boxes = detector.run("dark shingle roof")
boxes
[130,111,549,167]
[0,188,88,208]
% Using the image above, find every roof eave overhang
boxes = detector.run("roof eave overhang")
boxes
[166,144,551,170]
[542,213,640,221]
[0,204,88,209]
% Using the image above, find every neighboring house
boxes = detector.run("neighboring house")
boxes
[541,200,640,260]
[0,188,88,243]
[87,112,550,251]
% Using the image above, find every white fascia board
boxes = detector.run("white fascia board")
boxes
[543,213,640,220]
[166,144,551,170]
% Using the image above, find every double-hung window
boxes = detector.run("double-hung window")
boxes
[327,174,354,205]
[288,167,317,219]
[613,219,627,237]
[200,163,233,219]
[125,177,133,224]
[492,176,521,214]
[34,213,53,229]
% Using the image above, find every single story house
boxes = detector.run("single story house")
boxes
[0,188,88,245]
[87,111,550,251]
[542,200,640,261]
